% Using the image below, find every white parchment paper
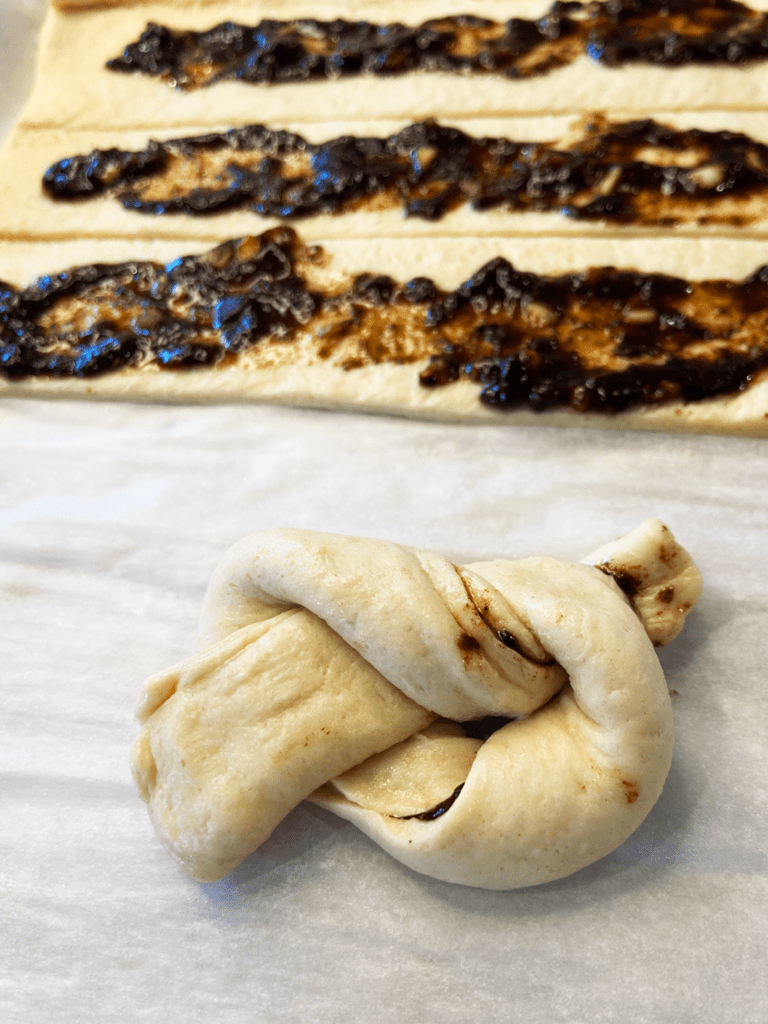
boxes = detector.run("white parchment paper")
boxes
[1,4,767,1022]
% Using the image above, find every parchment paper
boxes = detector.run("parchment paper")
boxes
[1,4,767,1022]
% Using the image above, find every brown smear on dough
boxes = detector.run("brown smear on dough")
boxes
[597,564,643,596]
[621,780,640,804]
[457,633,481,654]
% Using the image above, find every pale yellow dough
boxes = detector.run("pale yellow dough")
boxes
[131,520,702,887]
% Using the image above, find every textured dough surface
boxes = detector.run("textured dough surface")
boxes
[131,520,702,887]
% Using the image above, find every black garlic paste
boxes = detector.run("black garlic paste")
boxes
[42,117,768,228]
[106,1,768,90]
[397,785,465,821]
[2,228,767,414]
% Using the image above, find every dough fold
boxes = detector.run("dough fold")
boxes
[132,519,701,886]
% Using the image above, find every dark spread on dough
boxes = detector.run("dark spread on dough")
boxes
[0,230,320,380]
[106,1,768,90]
[453,566,559,666]
[42,116,768,228]
[596,563,644,596]
[397,784,464,821]
[2,227,768,414]
[496,630,523,654]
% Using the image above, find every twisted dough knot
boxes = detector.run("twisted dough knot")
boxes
[132,519,702,888]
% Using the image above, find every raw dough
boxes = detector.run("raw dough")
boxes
[131,519,702,887]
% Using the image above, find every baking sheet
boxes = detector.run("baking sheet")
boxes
[2,3,767,1022]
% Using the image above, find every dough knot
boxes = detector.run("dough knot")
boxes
[132,519,701,887]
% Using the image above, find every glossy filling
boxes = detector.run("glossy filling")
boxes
[106,1,768,90]
[43,117,768,228]
[2,228,767,413]
[397,784,465,821]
